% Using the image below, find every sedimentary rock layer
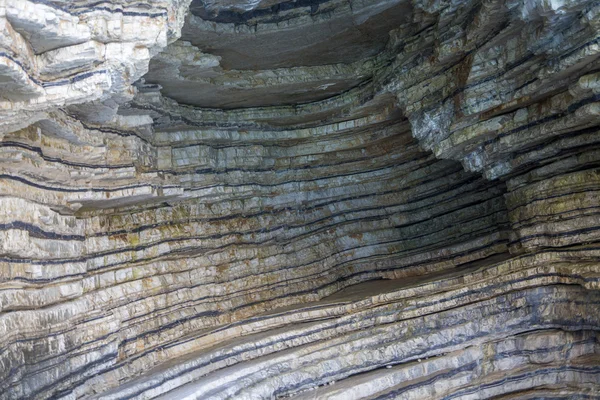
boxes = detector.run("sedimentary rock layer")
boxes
[0,0,599,399]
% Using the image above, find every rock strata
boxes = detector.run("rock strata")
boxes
[0,0,599,399]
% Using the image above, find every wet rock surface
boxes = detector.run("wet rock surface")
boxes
[0,0,599,399]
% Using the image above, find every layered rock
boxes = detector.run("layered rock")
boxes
[0,0,599,399]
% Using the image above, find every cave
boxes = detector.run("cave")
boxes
[0,0,599,399]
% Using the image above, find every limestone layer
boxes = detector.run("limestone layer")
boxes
[0,0,599,399]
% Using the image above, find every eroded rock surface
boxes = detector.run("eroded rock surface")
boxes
[0,0,599,399]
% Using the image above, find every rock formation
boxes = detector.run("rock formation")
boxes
[0,0,599,398]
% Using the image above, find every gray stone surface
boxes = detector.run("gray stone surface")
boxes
[0,0,599,399]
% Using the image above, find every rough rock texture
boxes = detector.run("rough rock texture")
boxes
[0,0,599,399]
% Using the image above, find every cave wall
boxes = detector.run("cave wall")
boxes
[0,0,599,399]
